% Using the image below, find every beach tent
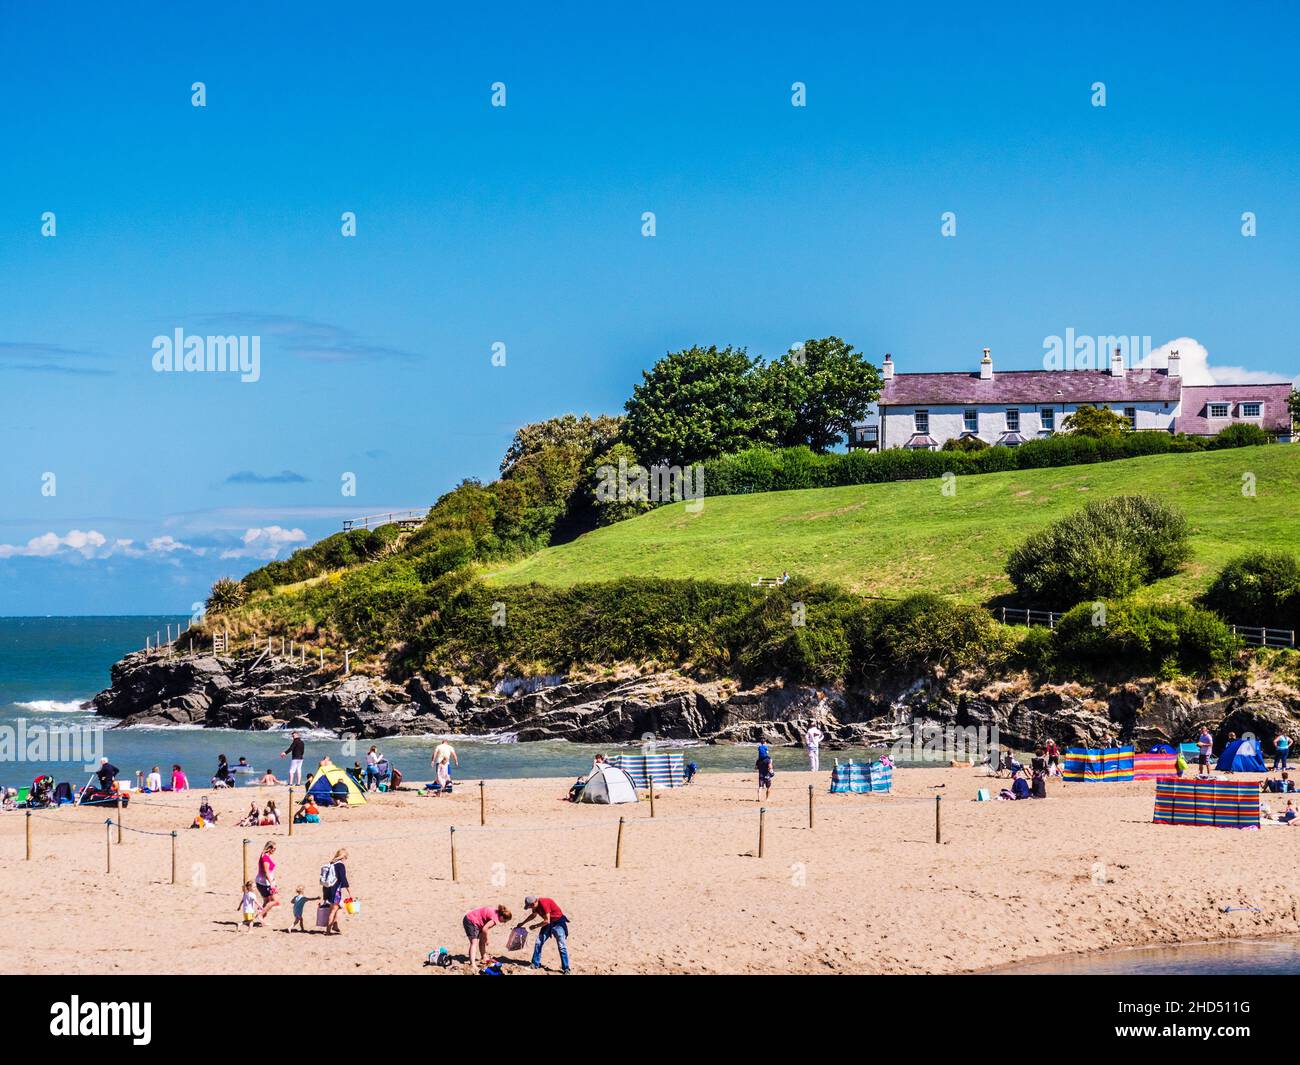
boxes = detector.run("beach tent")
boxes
[1062,746,1134,782]
[1148,743,1175,754]
[306,764,367,806]
[1153,777,1260,828]
[1179,743,1203,763]
[578,763,639,804]
[606,752,685,789]
[1133,752,1178,779]
[1216,737,1267,774]
[829,759,893,795]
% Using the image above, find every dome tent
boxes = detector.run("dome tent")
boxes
[578,763,639,804]
[1215,736,1266,774]
[306,763,367,806]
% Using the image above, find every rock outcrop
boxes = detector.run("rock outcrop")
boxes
[92,649,1300,750]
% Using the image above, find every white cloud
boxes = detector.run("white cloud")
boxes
[0,530,204,561]
[0,529,108,559]
[219,525,307,560]
[1136,337,1297,386]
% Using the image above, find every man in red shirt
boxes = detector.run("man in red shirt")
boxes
[518,895,571,973]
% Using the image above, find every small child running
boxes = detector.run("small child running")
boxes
[238,881,261,929]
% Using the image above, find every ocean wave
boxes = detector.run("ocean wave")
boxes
[13,699,88,714]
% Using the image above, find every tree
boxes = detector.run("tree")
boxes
[1287,388,1299,433]
[623,346,764,466]
[499,413,622,476]
[206,577,247,614]
[759,337,883,452]
[1061,404,1129,438]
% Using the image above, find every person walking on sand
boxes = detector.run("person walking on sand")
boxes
[756,742,775,801]
[1197,727,1214,778]
[281,732,305,786]
[805,713,825,774]
[463,904,511,970]
[238,882,260,929]
[432,738,458,795]
[1275,733,1292,772]
[320,848,350,934]
[518,895,572,974]
[255,842,280,920]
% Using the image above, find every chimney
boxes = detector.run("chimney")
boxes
[979,347,993,381]
[882,353,894,382]
[1167,348,1181,378]
[1110,343,1126,379]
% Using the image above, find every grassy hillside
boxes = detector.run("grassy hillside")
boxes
[485,446,1300,605]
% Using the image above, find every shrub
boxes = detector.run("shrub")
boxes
[206,577,247,615]
[1005,495,1191,606]
[1210,422,1272,449]
[1202,551,1300,628]
[1053,599,1238,672]
[941,435,989,452]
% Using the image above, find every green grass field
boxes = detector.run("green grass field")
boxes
[485,446,1300,604]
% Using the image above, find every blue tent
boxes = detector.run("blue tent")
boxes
[1148,743,1175,754]
[1215,737,1266,774]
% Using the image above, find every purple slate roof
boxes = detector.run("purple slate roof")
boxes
[879,368,1180,406]
[1175,383,1293,436]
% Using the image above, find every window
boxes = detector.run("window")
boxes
[1209,403,1230,419]
[1040,408,1055,431]
[1241,402,1262,418]
[1005,408,1020,432]
[1124,407,1137,429]
[914,409,929,434]
[963,409,978,433]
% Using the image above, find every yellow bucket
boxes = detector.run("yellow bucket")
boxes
[343,898,360,915]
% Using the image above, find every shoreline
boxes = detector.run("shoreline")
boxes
[4,765,1296,974]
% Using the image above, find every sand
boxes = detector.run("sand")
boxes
[3,766,1298,974]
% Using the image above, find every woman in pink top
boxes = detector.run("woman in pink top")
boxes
[463,904,512,969]
[171,764,189,791]
[255,842,280,919]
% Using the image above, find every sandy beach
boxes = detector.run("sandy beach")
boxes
[4,766,1298,975]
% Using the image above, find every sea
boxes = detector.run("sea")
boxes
[0,615,881,791]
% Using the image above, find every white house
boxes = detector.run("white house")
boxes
[849,347,1259,450]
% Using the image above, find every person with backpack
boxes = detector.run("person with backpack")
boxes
[320,848,350,935]
[755,743,775,801]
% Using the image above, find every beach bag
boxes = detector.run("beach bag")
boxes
[320,863,338,888]
[506,925,529,952]
[343,897,360,915]
[316,904,331,928]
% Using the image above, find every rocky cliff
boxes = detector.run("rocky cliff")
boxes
[91,649,1300,751]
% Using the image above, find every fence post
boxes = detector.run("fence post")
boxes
[758,807,766,858]
[648,774,655,818]
[26,810,31,860]
[288,786,294,835]
[171,831,177,885]
[935,794,942,844]
[615,817,625,868]
[105,820,112,873]
[117,801,123,844]
[449,826,458,882]
[242,838,250,885]
[479,781,486,826]
[808,784,814,830]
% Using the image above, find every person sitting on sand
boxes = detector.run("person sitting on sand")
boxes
[146,766,163,792]
[260,800,280,826]
[1010,770,1030,801]
[295,797,320,824]
[198,797,218,825]
[259,769,283,786]
[463,904,511,970]
[171,764,189,792]
[755,743,775,802]
[238,801,261,827]
[1279,800,1297,824]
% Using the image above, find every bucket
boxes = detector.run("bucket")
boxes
[343,897,360,915]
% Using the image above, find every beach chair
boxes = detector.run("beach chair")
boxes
[14,786,30,806]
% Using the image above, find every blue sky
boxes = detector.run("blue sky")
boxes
[2,0,1297,614]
